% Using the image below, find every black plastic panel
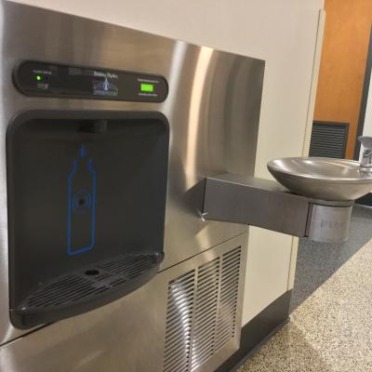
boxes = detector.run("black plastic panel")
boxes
[14,61,168,102]
[7,111,169,328]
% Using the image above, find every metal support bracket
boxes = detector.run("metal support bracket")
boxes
[202,174,354,243]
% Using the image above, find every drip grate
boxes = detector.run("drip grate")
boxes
[17,253,161,314]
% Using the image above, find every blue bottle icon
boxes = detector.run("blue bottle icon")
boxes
[67,145,96,255]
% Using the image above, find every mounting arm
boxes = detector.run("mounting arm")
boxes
[202,174,353,243]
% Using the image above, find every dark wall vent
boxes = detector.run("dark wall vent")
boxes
[309,121,349,158]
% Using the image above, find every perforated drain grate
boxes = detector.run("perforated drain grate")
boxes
[17,253,161,314]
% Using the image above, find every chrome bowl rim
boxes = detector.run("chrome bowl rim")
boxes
[267,157,372,184]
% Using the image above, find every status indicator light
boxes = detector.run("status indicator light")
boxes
[35,75,42,81]
[140,83,154,93]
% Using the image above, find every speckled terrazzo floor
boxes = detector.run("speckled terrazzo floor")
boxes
[291,205,372,311]
[238,238,372,372]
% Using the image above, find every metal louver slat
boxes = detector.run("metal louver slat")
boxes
[163,246,242,372]
[163,270,195,372]
[309,121,349,158]
[215,247,241,351]
[191,258,220,370]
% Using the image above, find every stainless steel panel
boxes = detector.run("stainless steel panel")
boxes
[0,8,265,372]
[0,234,248,372]
[306,204,353,243]
[0,1,264,345]
[203,174,310,236]
[203,173,355,243]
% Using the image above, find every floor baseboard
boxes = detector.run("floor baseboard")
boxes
[216,290,292,372]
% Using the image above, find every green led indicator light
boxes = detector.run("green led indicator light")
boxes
[35,75,42,81]
[140,83,154,93]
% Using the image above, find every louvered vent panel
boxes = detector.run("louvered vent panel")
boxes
[309,122,349,158]
[191,258,220,371]
[215,247,241,351]
[163,270,195,372]
[163,246,242,372]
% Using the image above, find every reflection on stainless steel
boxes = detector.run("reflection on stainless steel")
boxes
[162,41,187,119]
[267,157,372,201]
[0,2,263,371]
[186,47,214,188]
[306,203,353,243]
[358,136,372,173]
[163,270,194,372]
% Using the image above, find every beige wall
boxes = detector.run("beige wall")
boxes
[11,0,324,325]
[362,70,372,137]
[314,0,372,158]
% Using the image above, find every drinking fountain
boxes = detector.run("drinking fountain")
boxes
[201,157,372,243]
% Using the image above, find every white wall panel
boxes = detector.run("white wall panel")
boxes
[243,229,293,322]
[362,69,372,137]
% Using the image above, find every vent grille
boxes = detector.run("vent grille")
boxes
[18,253,161,313]
[163,270,195,372]
[163,246,242,372]
[215,248,241,351]
[191,258,220,370]
[309,121,349,158]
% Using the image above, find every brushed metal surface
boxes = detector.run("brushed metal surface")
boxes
[0,234,248,372]
[0,0,264,358]
[203,174,355,243]
[306,204,353,243]
[267,157,372,201]
[358,136,372,172]
[203,174,310,237]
